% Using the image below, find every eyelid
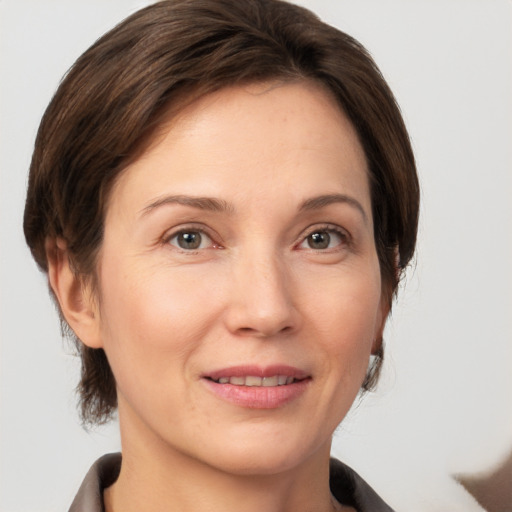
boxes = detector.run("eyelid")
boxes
[162,223,221,250]
[296,223,351,250]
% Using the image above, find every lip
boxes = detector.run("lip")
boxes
[202,365,311,409]
[205,365,309,381]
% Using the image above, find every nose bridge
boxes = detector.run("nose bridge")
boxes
[227,242,298,337]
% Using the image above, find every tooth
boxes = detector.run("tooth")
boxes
[262,376,278,387]
[245,376,262,386]
[278,375,287,386]
[230,376,245,385]
[218,377,229,384]
[286,376,294,385]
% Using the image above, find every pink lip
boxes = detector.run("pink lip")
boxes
[202,365,311,409]
[205,365,309,381]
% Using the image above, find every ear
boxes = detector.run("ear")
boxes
[371,295,391,355]
[46,237,103,349]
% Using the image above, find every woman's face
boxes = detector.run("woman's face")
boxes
[89,81,386,474]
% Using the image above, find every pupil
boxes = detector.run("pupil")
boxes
[178,232,201,249]
[308,231,330,249]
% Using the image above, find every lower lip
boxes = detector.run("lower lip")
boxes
[202,379,310,409]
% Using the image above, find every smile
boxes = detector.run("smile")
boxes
[209,375,298,386]
[202,365,311,408]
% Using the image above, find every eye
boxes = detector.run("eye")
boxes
[299,228,347,250]
[168,230,212,250]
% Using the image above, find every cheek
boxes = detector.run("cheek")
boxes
[323,298,378,375]
[307,257,382,324]
[95,256,222,387]
[304,262,383,370]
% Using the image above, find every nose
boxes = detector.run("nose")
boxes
[223,248,301,338]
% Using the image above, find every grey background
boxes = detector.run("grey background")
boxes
[1,1,511,510]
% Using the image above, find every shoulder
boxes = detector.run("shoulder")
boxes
[68,453,121,512]
[330,458,395,512]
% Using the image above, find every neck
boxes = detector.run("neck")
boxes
[104,405,346,512]
[105,450,341,512]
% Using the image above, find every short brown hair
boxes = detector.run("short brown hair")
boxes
[24,0,419,425]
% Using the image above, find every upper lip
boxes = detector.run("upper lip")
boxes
[204,365,310,381]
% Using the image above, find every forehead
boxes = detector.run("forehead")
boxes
[107,80,370,219]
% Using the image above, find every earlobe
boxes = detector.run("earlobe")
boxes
[46,237,103,349]
[371,335,383,355]
[372,297,390,355]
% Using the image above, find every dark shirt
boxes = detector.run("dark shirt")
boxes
[68,453,395,512]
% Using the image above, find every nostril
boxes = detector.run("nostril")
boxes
[236,324,294,337]
[238,327,254,334]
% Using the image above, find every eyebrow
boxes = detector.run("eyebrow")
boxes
[140,193,368,222]
[140,195,235,216]
[299,194,368,223]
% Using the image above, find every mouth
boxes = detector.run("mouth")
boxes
[204,365,310,386]
[202,365,311,408]
[206,375,304,387]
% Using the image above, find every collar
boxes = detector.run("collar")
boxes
[68,453,394,512]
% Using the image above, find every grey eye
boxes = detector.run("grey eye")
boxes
[307,231,331,249]
[170,231,206,250]
[300,229,345,250]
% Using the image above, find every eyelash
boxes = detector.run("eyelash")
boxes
[162,223,350,253]
[297,224,351,252]
[163,225,219,253]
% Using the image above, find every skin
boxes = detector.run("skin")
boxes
[49,81,388,512]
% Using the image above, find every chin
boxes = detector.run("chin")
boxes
[210,452,307,477]
[195,431,330,477]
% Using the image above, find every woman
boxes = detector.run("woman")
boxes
[23,1,419,511]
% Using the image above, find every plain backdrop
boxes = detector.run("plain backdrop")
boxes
[1,1,511,511]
